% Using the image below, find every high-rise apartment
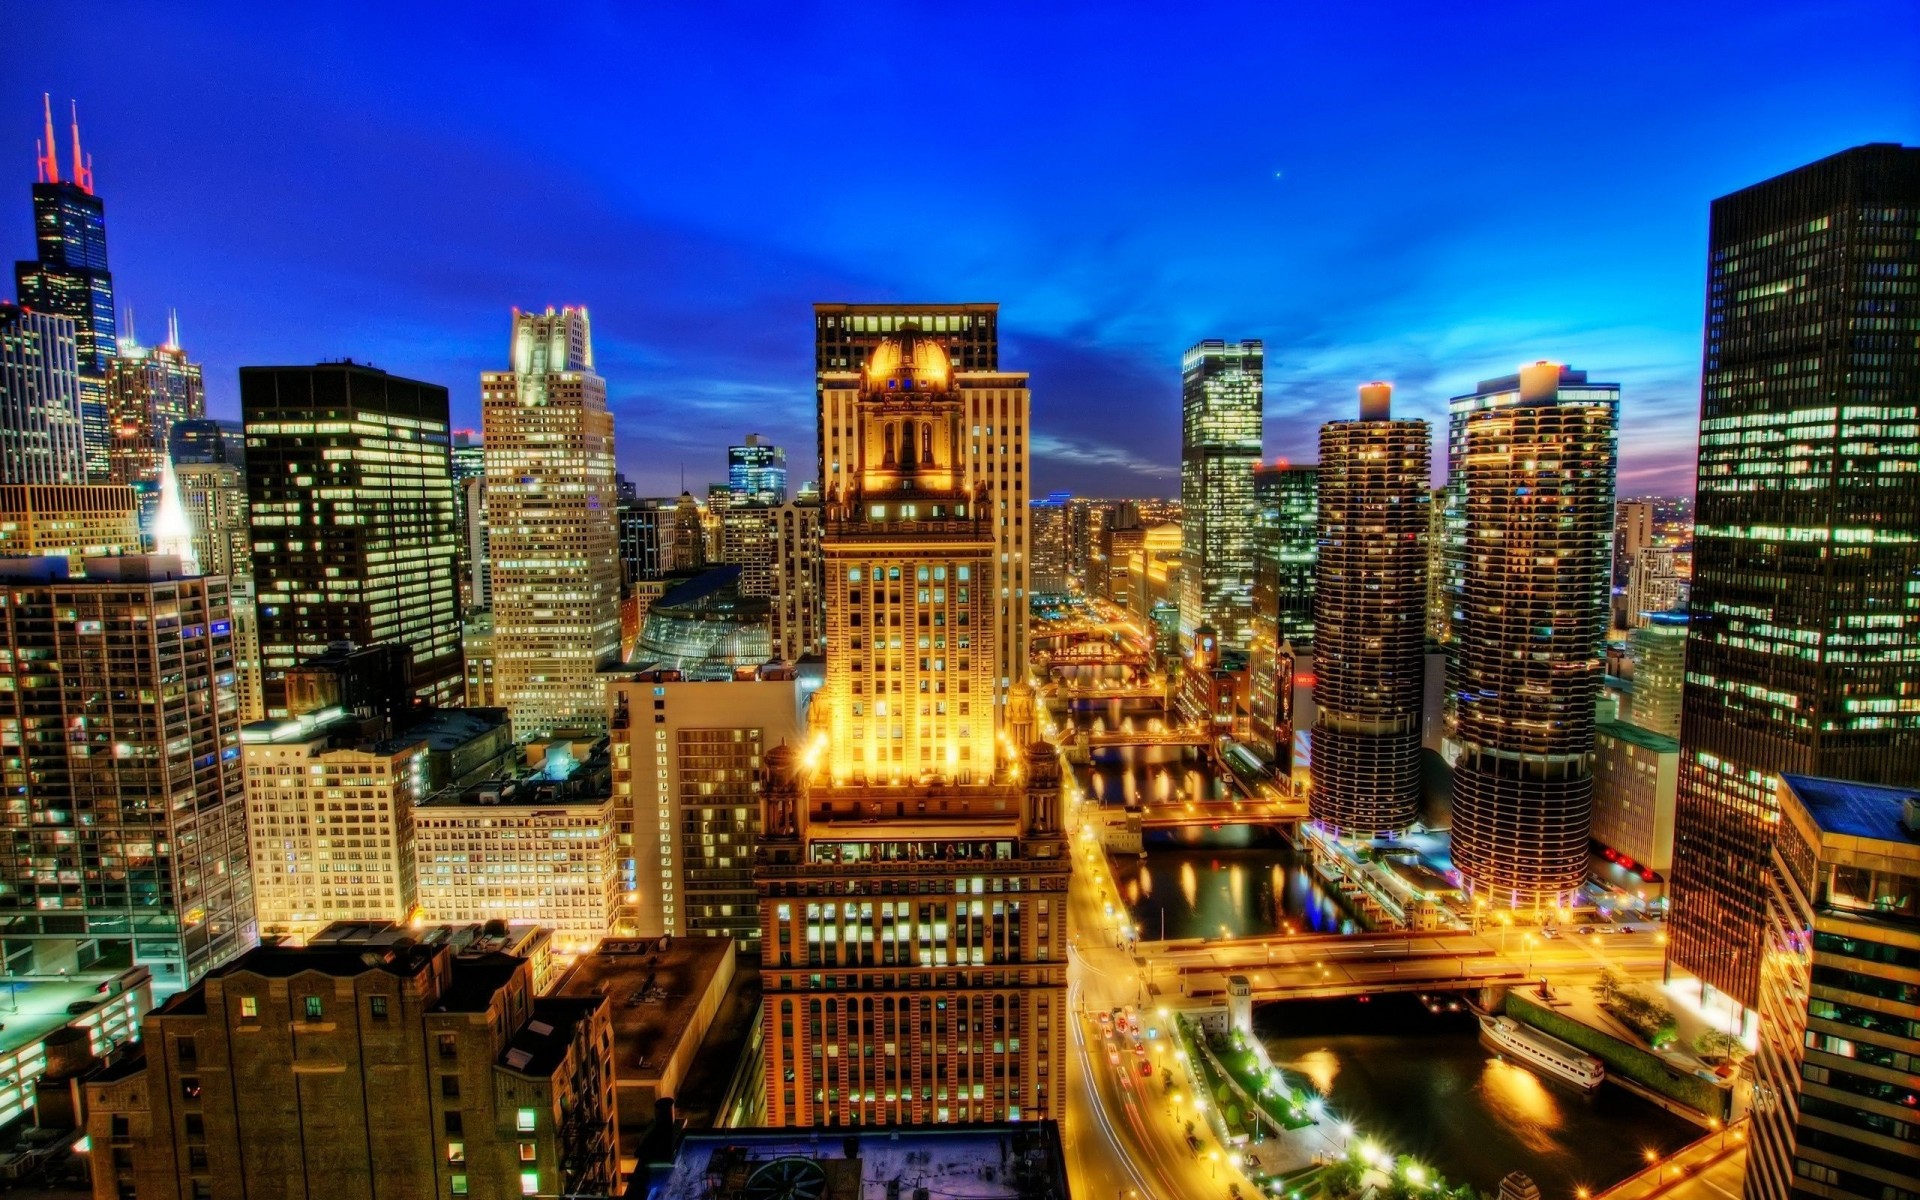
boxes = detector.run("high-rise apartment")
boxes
[0,482,139,570]
[818,323,1029,712]
[85,941,620,1200]
[1311,384,1430,837]
[175,461,249,580]
[756,330,1067,1128]
[772,497,824,661]
[1449,361,1617,908]
[729,432,788,504]
[482,306,621,736]
[1180,339,1263,644]
[720,500,780,598]
[0,555,254,987]
[106,317,204,507]
[608,664,807,944]
[1667,145,1920,1017]
[242,361,464,716]
[1625,543,1686,625]
[813,302,999,486]
[0,303,87,484]
[1747,775,1919,1200]
[1445,365,1620,666]
[15,98,113,479]
[1613,499,1655,588]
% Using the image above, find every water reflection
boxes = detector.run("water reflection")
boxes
[1258,997,1696,1197]
[1111,844,1354,941]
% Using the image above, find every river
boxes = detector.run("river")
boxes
[1258,995,1699,1199]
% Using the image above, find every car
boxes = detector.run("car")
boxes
[65,1000,97,1015]
[1133,1041,1147,1056]
[1577,926,1595,935]
[1541,927,1558,939]
[1139,1060,1154,1077]
[1108,1048,1121,1065]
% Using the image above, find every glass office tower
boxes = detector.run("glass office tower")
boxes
[1180,339,1263,644]
[1667,144,1920,1018]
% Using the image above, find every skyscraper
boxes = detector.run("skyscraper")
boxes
[1449,361,1616,908]
[755,329,1066,1128]
[107,314,205,526]
[0,555,254,987]
[813,302,999,486]
[728,432,788,504]
[1311,384,1430,838]
[1444,365,1620,665]
[0,303,88,485]
[771,497,823,661]
[242,361,464,716]
[1029,491,1072,595]
[1252,463,1319,647]
[14,98,114,479]
[177,459,264,722]
[482,306,621,736]
[167,416,245,467]
[819,322,1030,712]
[1613,499,1655,588]
[1667,144,1920,1016]
[1180,339,1263,644]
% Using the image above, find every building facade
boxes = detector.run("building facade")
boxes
[1448,362,1617,908]
[729,433,788,504]
[1310,384,1430,838]
[242,362,464,715]
[1029,492,1072,596]
[1614,499,1655,589]
[1668,144,1920,1017]
[772,497,824,662]
[1589,721,1679,881]
[482,307,621,737]
[14,100,113,480]
[0,482,139,570]
[0,303,88,485]
[0,556,254,987]
[756,330,1067,1128]
[607,665,807,944]
[1179,339,1263,644]
[1626,543,1686,625]
[1627,613,1687,738]
[106,323,204,515]
[85,942,619,1200]
[818,326,1029,716]
[1747,775,1919,1200]
[243,709,427,943]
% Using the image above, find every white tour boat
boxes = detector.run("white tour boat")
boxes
[1479,1014,1606,1092]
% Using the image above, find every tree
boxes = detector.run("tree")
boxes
[1323,1160,1364,1200]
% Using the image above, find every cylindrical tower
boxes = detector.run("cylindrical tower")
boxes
[1449,391,1615,908]
[1310,384,1431,837]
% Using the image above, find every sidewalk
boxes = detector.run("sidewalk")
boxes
[1597,1125,1748,1200]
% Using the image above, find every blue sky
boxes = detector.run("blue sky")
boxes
[7,2,1915,497]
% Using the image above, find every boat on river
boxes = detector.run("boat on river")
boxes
[1479,1014,1605,1092]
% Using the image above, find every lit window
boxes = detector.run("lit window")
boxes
[520,1172,540,1195]
[450,1177,468,1196]
[516,1108,536,1133]
[519,1142,536,1162]
[304,995,323,1020]
[240,996,258,1019]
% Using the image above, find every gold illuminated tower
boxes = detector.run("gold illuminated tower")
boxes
[755,328,1066,1128]
[482,306,621,736]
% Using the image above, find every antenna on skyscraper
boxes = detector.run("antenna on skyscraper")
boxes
[123,306,136,346]
[68,100,93,194]
[167,308,180,349]
[37,94,59,184]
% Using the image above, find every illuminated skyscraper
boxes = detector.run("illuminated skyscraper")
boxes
[1252,463,1318,648]
[1449,361,1616,908]
[1667,144,1920,1015]
[819,323,1029,712]
[1029,491,1072,595]
[729,432,788,504]
[177,459,264,722]
[107,313,204,529]
[14,97,113,479]
[756,329,1066,1128]
[482,306,621,736]
[0,555,254,986]
[1613,499,1655,589]
[1180,339,1263,643]
[771,497,823,661]
[242,361,464,716]
[0,303,87,485]
[813,302,998,485]
[1311,384,1430,837]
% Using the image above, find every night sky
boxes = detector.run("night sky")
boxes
[6,2,1914,498]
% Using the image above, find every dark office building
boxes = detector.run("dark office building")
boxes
[242,362,463,716]
[1311,385,1429,838]
[167,416,247,468]
[1666,144,1920,1018]
[1253,462,1318,648]
[618,495,671,587]
[15,99,114,479]
[812,302,998,483]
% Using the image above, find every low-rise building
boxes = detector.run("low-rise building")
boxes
[551,936,736,1142]
[0,484,140,572]
[85,941,619,1200]
[308,919,559,994]
[643,1123,1071,1200]
[413,750,619,956]
[1589,721,1679,896]
[1748,775,1920,1200]
[0,967,149,1131]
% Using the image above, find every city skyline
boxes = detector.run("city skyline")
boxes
[4,3,1913,498]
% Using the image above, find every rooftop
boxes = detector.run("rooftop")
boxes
[499,996,602,1077]
[553,937,733,1082]
[1783,774,1920,846]
[652,1124,1070,1200]
[1595,720,1680,754]
[0,967,147,1066]
[403,706,511,751]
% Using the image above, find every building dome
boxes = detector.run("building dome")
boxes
[864,326,952,394]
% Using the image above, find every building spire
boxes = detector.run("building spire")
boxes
[166,307,179,349]
[37,93,59,183]
[68,99,93,194]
